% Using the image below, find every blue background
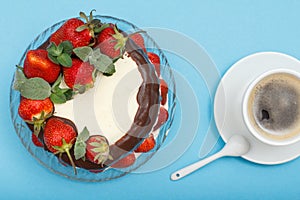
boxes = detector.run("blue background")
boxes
[1,0,300,199]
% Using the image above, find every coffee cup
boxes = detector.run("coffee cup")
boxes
[243,69,300,146]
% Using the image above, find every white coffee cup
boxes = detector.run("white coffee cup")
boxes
[243,68,300,146]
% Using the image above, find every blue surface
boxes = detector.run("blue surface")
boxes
[1,0,300,199]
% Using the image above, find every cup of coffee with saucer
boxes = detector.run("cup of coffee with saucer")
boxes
[243,68,300,146]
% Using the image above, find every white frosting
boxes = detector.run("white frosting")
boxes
[54,55,142,143]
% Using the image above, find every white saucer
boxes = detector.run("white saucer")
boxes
[214,52,300,164]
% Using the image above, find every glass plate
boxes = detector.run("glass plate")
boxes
[9,15,176,182]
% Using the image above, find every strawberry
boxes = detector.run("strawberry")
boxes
[86,135,112,166]
[43,116,78,174]
[23,49,61,83]
[50,18,91,48]
[63,58,95,90]
[147,52,161,77]
[111,153,136,168]
[160,79,168,105]
[154,107,169,131]
[31,133,44,147]
[18,97,54,135]
[135,134,156,153]
[96,25,127,58]
[49,10,103,48]
[129,33,146,53]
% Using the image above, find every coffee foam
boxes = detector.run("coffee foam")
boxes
[247,72,300,140]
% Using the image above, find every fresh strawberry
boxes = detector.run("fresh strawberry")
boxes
[31,133,44,147]
[23,49,61,83]
[86,135,112,166]
[18,97,54,135]
[43,116,78,174]
[135,134,156,153]
[111,153,136,168]
[154,107,169,131]
[160,79,168,105]
[50,18,91,48]
[129,33,146,52]
[147,52,161,77]
[63,58,94,90]
[96,25,127,58]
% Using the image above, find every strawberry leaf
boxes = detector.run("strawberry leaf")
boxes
[52,74,63,89]
[19,78,51,100]
[73,46,93,62]
[78,127,90,141]
[13,69,27,90]
[57,53,72,67]
[74,127,90,160]
[64,89,74,101]
[60,41,73,55]
[50,75,74,103]
[102,64,116,76]
[89,49,115,75]
[47,42,63,57]
[48,53,59,65]
[50,92,67,104]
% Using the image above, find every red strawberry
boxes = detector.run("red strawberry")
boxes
[129,33,146,53]
[96,25,127,58]
[154,107,169,131]
[63,58,94,90]
[24,49,61,83]
[18,97,54,135]
[31,133,44,147]
[160,79,168,105]
[86,135,112,166]
[147,52,161,77]
[111,153,136,168]
[50,18,91,48]
[135,134,156,153]
[43,116,78,174]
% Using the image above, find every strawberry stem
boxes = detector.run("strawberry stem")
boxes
[65,148,77,175]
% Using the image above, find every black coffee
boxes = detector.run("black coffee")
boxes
[247,72,300,140]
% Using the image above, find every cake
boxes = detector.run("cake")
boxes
[13,10,171,175]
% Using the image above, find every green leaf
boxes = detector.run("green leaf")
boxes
[19,78,51,100]
[64,89,74,100]
[74,127,90,160]
[60,41,73,55]
[74,140,87,160]
[51,74,63,90]
[13,69,27,90]
[78,127,90,141]
[50,93,66,104]
[47,53,59,65]
[57,53,72,67]
[47,42,63,57]
[102,64,116,76]
[73,46,93,62]
[90,54,113,72]
[91,48,102,59]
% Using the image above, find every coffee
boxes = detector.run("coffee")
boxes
[247,72,300,140]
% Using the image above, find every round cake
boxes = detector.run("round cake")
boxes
[11,10,174,179]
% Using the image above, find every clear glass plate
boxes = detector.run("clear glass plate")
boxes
[9,15,176,182]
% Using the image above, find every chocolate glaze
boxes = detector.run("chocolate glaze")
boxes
[35,37,160,170]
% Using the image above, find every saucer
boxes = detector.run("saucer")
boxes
[214,52,300,164]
